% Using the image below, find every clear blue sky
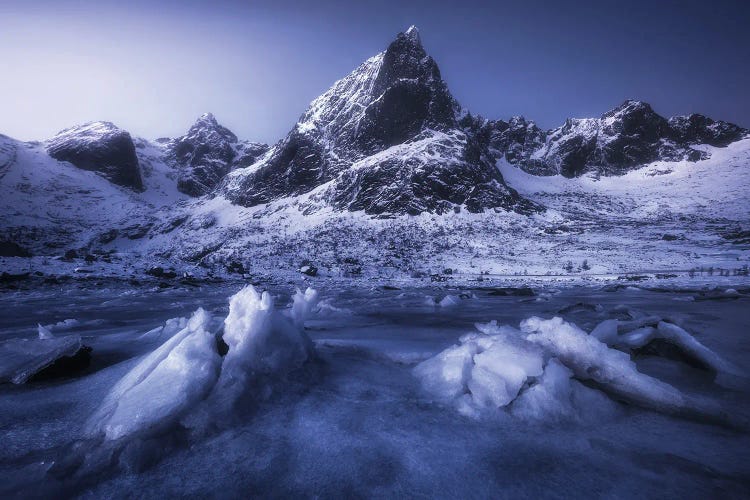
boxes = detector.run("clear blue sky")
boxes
[1,0,748,143]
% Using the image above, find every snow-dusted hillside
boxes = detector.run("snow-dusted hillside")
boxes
[0,132,186,254]
[99,136,747,282]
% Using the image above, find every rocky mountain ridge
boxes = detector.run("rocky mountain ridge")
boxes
[220,25,537,216]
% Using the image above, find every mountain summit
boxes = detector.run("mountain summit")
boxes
[164,113,267,196]
[221,26,536,216]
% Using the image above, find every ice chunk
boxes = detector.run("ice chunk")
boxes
[287,287,319,329]
[189,285,316,423]
[138,316,188,341]
[590,316,743,380]
[415,323,544,412]
[37,323,54,340]
[439,295,461,307]
[521,316,732,422]
[413,342,478,400]
[590,319,618,344]
[655,321,743,378]
[44,319,80,331]
[86,308,221,441]
[468,338,544,408]
[0,334,86,384]
[221,285,313,377]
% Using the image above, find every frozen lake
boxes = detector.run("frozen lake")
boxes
[1,281,749,497]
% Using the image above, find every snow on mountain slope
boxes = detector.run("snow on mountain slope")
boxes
[118,136,749,279]
[499,137,750,222]
[0,133,187,254]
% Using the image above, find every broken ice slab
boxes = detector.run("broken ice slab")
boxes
[0,334,91,384]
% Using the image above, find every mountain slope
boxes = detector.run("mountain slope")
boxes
[221,26,536,216]
[0,133,186,254]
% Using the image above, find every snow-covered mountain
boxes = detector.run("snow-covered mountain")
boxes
[483,100,747,177]
[0,26,748,278]
[220,26,537,216]
[162,113,268,197]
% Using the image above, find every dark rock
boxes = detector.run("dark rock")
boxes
[0,240,31,257]
[0,272,30,283]
[63,249,78,260]
[226,261,246,274]
[124,223,153,240]
[46,122,143,190]
[299,263,318,277]
[145,266,177,279]
[483,287,535,297]
[98,229,119,244]
[668,114,746,147]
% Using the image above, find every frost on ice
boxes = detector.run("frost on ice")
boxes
[415,316,739,425]
[86,285,318,442]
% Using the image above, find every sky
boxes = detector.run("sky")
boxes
[1,0,748,143]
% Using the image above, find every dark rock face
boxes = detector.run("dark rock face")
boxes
[0,240,31,257]
[164,113,268,197]
[46,122,143,190]
[222,26,536,216]
[494,100,748,177]
[668,114,746,147]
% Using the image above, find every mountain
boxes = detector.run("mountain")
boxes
[220,26,538,216]
[46,122,144,190]
[162,113,268,197]
[0,131,185,254]
[488,100,748,177]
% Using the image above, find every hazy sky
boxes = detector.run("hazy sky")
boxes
[1,0,748,143]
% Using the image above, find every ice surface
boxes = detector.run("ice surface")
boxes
[85,308,221,440]
[1,284,749,497]
[0,334,84,384]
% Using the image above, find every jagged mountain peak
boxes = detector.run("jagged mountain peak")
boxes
[602,99,654,118]
[163,113,262,197]
[185,113,237,142]
[404,25,420,42]
[221,26,530,216]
